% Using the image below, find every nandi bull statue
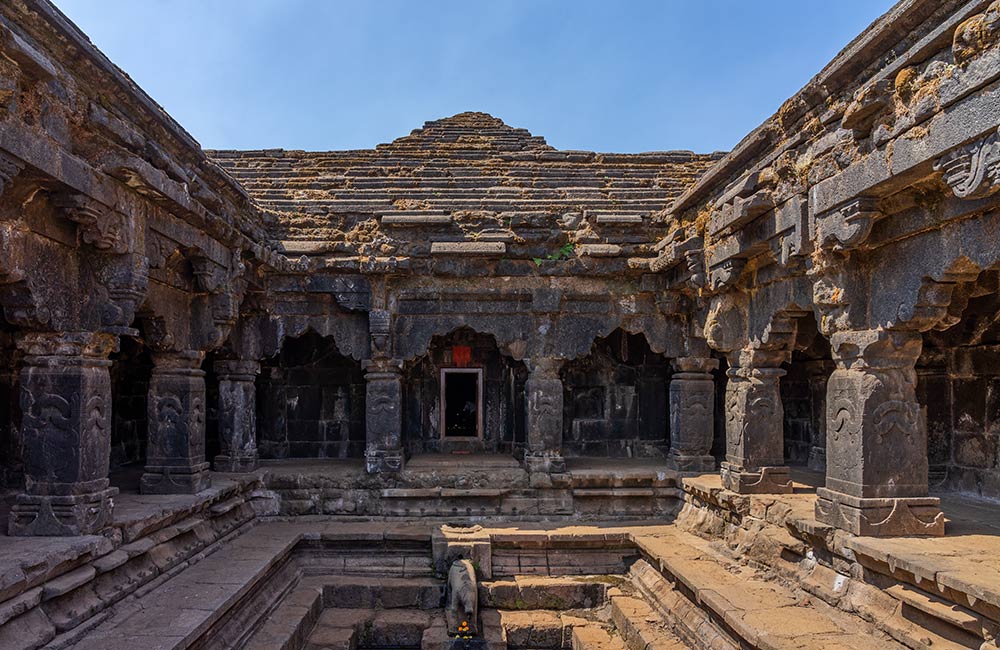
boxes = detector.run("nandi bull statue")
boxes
[445,558,479,637]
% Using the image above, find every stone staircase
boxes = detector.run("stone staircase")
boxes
[207,112,721,250]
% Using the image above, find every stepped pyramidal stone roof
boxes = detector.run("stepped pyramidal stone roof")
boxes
[208,112,722,244]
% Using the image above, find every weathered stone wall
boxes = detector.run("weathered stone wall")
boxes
[560,330,670,457]
[257,332,366,459]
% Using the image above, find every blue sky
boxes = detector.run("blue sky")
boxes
[54,1,895,154]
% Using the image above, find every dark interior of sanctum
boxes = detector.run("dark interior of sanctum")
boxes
[1,1,1000,649]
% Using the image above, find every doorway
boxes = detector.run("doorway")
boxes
[440,368,482,438]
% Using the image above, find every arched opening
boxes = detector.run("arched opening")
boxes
[560,329,671,458]
[108,332,153,488]
[919,269,1000,500]
[257,331,365,459]
[402,327,526,456]
[779,313,833,470]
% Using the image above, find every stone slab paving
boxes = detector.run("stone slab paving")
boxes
[629,532,906,650]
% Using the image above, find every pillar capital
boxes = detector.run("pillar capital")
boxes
[672,356,719,374]
[525,357,565,378]
[214,358,261,380]
[829,328,922,369]
[16,330,118,362]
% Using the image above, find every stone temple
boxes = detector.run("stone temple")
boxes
[1,0,1000,648]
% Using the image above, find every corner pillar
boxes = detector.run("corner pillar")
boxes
[9,332,118,536]
[364,359,404,473]
[720,348,792,493]
[524,358,565,473]
[214,359,260,472]
[667,356,719,473]
[140,351,211,494]
[816,329,944,536]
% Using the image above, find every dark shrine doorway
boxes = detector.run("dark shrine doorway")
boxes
[441,368,482,439]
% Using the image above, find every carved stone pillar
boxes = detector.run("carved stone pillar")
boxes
[816,329,944,536]
[364,359,404,473]
[667,356,719,472]
[140,351,211,494]
[524,358,565,473]
[9,332,118,536]
[807,360,834,472]
[214,359,260,473]
[720,348,792,493]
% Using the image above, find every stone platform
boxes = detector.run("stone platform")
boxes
[2,463,999,649]
[257,454,682,519]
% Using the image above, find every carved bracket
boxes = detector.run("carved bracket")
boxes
[933,128,1000,200]
[53,193,133,254]
[817,197,882,251]
[0,151,24,197]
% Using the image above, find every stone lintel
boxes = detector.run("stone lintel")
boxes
[381,213,453,226]
[576,243,622,257]
[430,241,506,255]
[592,213,644,225]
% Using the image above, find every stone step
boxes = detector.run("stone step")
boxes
[321,575,445,609]
[631,530,911,650]
[60,522,309,650]
[571,624,627,650]
[479,576,609,610]
[609,594,688,650]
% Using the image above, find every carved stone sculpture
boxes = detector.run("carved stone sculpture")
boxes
[446,558,479,636]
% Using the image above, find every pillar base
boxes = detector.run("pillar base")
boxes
[666,452,715,474]
[524,452,565,474]
[8,486,118,536]
[140,463,211,495]
[214,453,259,473]
[366,448,404,474]
[815,487,945,537]
[720,462,792,494]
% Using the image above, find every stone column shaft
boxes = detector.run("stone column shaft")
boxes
[524,358,565,473]
[9,332,118,536]
[720,348,792,494]
[140,350,211,494]
[214,359,260,472]
[364,359,404,473]
[816,329,944,536]
[667,356,718,472]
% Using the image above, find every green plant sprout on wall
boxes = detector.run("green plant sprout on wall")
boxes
[533,242,575,266]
